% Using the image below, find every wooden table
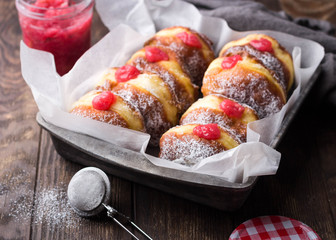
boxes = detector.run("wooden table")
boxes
[1,0,336,239]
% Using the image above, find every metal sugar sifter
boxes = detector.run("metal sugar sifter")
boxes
[67,167,152,240]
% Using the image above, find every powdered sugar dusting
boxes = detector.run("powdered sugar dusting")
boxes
[167,41,209,87]
[130,54,195,113]
[158,34,291,164]
[70,27,214,147]
[146,34,213,87]
[181,108,245,142]
[8,184,85,229]
[33,187,83,227]
[224,45,287,91]
[205,71,283,118]
[114,86,171,145]
[160,133,224,166]
[71,107,128,128]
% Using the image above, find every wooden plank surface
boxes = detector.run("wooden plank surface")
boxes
[30,130,135,239]
[1,0,336,239]
[0,0,40,239]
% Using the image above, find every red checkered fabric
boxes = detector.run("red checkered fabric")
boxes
[229,216,321,240]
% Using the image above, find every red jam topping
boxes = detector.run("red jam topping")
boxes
[16,0,94,75]
[221,55,242,69]
[193,124,221,140]
[34,0,69,8]
[92,91,116,111]
[176,32,202,48]
[249,38,273,52]
[220,99,245,118]
[145,46,169,63]
[115,65,140,83]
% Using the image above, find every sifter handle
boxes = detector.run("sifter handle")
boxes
[103,203,153,240]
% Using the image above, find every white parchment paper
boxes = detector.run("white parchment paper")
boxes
[20,0,324,183]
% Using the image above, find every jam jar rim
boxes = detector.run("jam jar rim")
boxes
[15,0,95,21]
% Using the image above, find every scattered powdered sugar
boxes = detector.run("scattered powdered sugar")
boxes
[0,169,31,196]
[8,193,34,221]
[33,186,83,227]
[8,184,84,229]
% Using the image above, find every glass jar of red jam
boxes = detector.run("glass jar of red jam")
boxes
[16,0,94,75]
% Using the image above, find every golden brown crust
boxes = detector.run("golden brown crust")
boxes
[159,94,258,163]
[70,27,217,147]
[159,131,226,163]
[144,26,215,87]
[70,90,146,132]
[221,45,290,93]
[71,105,128,128]
[159,124,238,165]
[127,47,198,113]
[201,56,286,118]
[180,95,259,142]
[113,80,175,146]
[95,67,119,91]
[219,33,294,92]
[159,33,294,162]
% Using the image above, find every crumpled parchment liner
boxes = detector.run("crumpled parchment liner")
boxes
[20,0,324,183]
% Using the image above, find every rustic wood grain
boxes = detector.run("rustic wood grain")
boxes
[314,101,336,239]
[0,0,41,239]
[238,96,336,239]
[134,185,235,240]
[133,96,336,240]
[1,0,336,239]
[30,130,134,240]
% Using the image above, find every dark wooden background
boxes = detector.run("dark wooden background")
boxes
[1,0,336,239]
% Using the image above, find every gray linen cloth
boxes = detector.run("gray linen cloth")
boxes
[184,0,336,106]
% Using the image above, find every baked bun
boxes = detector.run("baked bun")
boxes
[202,34,294,118]
[71,90,145,132]
[180,94,259,142]
[159,95,258,163]
[95,67,119,91]
[144,26,215,87]
[126,46,199,113]
[160,33,294,163]
[112,72,180,144]
[70,26,215,146]
[159,123,240,165]
[219,33,294,92]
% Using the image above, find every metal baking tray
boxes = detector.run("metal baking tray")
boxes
[36,67,321,211]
